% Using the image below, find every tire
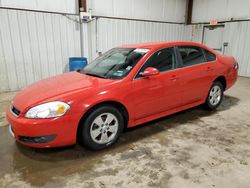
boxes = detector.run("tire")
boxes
[204,81,224,110]
[78,105,124,150]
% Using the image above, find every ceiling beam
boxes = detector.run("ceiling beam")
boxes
[79,0,87,12]
[185,0,193,25]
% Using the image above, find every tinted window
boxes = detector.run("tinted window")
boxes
[204,50,216,61]
[178,46,205,67]
[138,47,176,76]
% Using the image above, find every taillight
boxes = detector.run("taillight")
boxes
[234,62,239,70]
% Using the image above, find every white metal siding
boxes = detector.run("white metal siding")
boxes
[0,9,81,92]
[190,24,204,43]
[87,0,186,23]
[192,0,250,23]
[87,18,192,60]
[0,0,78,14]
[223,22,250,77]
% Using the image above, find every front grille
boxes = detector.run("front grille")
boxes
[11,105,21,116]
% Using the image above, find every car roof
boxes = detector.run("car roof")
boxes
[119,41,208,50]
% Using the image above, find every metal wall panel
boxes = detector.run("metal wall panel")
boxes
[0,0,78,14]
[88,0,186,23]
[88,18,192,60]
[223,21,250,77]
[193,0,250,23]
[0,9,81,92]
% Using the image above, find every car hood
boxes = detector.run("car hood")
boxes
[13,72,114,112]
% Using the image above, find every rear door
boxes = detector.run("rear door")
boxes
[132,47,183,120]
[176,46,215,105]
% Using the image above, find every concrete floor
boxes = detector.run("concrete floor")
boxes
[0,77,250,188]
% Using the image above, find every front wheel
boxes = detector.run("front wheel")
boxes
[204,81,224,110]
[78,105,124,150]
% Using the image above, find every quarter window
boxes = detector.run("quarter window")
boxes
[204,50,216,62]
[178,46,205,67]
[138,47,176,77]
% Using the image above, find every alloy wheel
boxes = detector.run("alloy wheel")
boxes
[90,113,119,144]
[209,85,222,106]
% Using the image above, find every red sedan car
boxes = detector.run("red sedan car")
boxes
[6,42,238,150]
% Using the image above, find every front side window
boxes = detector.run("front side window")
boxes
[178,46,205,67]
[81,48,148,79]
[137,47,176,77]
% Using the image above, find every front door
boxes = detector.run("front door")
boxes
[132,47,182,120]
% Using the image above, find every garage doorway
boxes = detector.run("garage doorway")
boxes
[202,25,225,53]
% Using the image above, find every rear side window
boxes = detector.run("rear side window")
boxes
[139,47,176,75]
[178,46,205,67]
[204,50,216,62]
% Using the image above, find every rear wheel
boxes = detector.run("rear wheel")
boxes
[78,105,124,150]
[204,81,224,110]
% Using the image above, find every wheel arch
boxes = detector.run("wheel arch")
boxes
[76,100,129,141]
[213,76,227,91]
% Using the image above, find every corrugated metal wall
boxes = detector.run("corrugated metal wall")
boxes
[0,0,78,14]
[192,0,250,23]
[88,0,186,23]
[0,8,81,92]
[223,21,250,77]
[87,18,192,60]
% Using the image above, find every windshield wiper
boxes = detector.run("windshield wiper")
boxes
[84,72,106,79]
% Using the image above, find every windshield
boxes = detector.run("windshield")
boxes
[80,48,149,79]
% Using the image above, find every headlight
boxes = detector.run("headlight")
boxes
[25,101,70,118]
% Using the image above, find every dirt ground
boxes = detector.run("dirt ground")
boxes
[0,77,250,188]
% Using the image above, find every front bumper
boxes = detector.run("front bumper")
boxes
[9,125,56,143]
[6,107,81,148]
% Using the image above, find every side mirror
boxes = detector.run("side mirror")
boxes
[140,67,160,77]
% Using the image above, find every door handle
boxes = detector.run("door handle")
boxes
[206,66,214,71]
[170,75,180,81]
